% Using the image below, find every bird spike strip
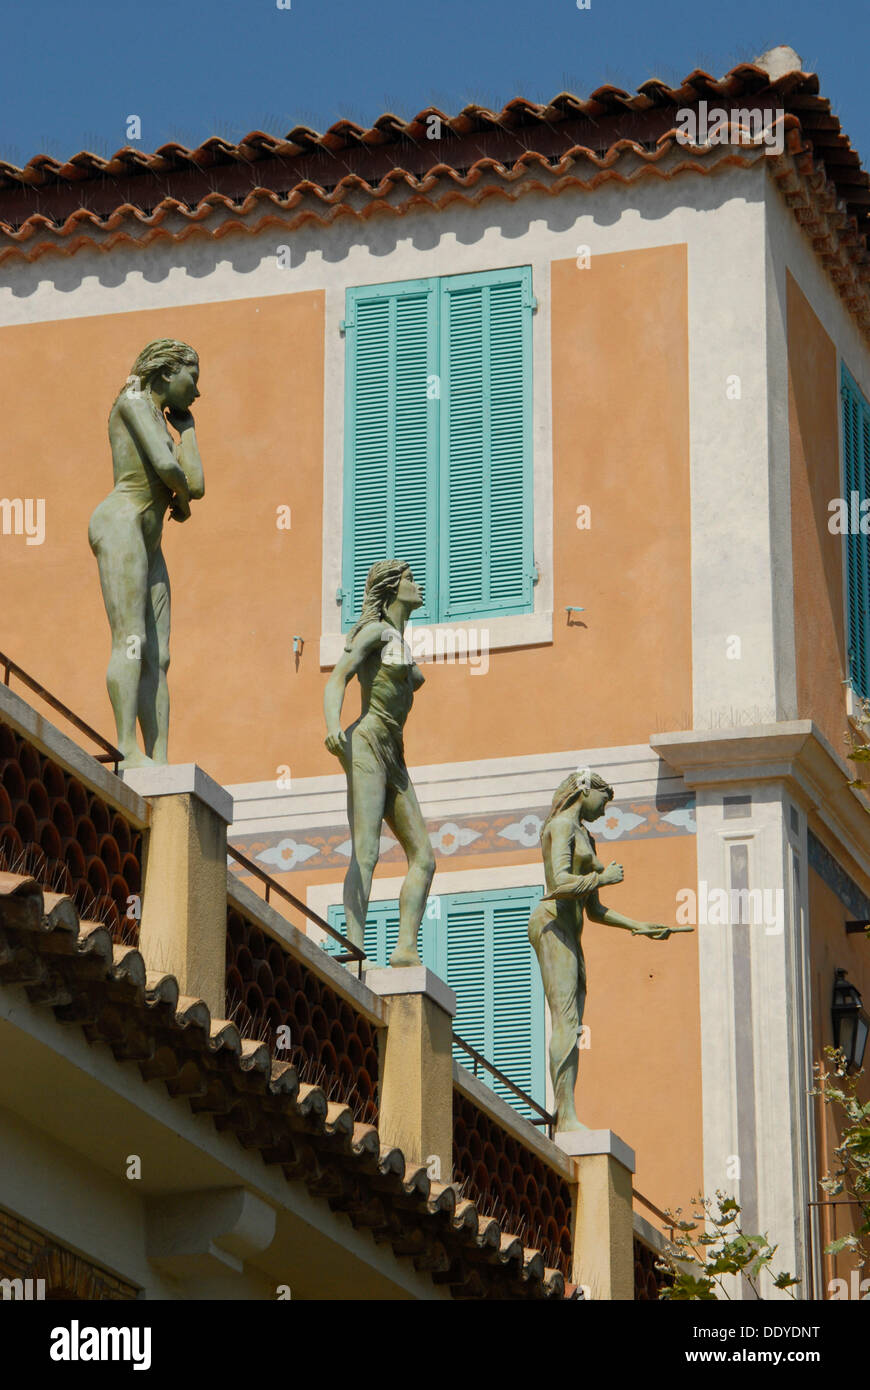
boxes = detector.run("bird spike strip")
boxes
[226,906,380,1125]
[453,1091,573,1278]
[0,722,142,946]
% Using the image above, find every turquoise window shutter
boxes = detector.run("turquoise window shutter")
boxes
[443,887,544,1119]
[439,267,534,620]
[342,279,439,628]
[342,268,534,627]
[326,885,545,1119]
[442,896,489,1060]
[842,367,870,698]
[489,894,545,1113]
[327,899,400,966]
[327,897,439,968]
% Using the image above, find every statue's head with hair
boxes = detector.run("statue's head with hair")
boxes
[543,768,613,827]
[344,559,413,649]
[118,338,199,405]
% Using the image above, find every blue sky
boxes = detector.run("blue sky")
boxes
[0,0,865,167]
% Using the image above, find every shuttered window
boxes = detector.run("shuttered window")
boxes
[327,885,545,1119]
[842,367,870,698]
[341,268,534,628]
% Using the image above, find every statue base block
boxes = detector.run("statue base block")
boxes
[555,1128,636,1173]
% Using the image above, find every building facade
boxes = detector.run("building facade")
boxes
[2,46,869,1296]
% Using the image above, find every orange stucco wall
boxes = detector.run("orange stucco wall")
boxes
[808,854,870,1295]
[1,293,326,780]
[549,245,692,748]
[787,274,847,750]
[2,243,692,784]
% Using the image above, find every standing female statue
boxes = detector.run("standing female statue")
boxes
[89,339,204,769]
[324,560,436,967]
[529,770,692,1131]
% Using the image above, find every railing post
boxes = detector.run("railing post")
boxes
[556,1130,636,1300]
[364,967,455,1182]
[124,765,233,1019]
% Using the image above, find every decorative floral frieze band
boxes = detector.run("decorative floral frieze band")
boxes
[229,795,697,876]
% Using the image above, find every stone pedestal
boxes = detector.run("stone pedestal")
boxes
[123,764,233,1019]
[556,1129,636,1300]
[364,967,455,1181]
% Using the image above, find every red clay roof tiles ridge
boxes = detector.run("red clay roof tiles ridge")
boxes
[0,872,575,1300]
[0,146,764,256]
[0,56,867,257]
[0,57,834,182]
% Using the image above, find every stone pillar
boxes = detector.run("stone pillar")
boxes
[364,967,455,1182]
[557,1129,636,1300]
[650,724,845,1298]
[123,765,233,1019]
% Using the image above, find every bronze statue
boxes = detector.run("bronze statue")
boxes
[324,560,435,966]
[529,770,692,1131]
[89,340,204,768]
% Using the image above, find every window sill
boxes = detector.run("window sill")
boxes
[319,610,553,669]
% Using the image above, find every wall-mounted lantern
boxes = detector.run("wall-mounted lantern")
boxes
[831,968,870,1073]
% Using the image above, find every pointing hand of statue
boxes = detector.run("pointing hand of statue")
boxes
[632,923,695,940]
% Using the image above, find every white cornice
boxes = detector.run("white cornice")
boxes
[651,721,870,885]
[227,743,688,835]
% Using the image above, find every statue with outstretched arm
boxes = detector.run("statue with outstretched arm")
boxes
[88,340,204,769]
[324,560,435,967]
[529,769,693,1131]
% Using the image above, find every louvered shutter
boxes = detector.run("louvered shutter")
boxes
[843,368,870,698]
[439,268,534,620]
[342,280,438,627]
[489,893,545,1115]
[326,898,442,967]
[443,886,545,1120]
[443,896,488,1065]
[326,887,546,1120]
[327,899,400,966]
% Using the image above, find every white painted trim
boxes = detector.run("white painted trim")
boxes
[319,610,553,668]
[227,742,687,836]
[652,721,870,886]
[763,177,798,720]
[686,167,780,729]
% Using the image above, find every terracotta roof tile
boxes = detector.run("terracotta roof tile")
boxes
[0,60,866,245]
[0,872,575,1300]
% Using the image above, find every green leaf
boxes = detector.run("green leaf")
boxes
[825,1234,859,1255]
[662,1273,717,1301]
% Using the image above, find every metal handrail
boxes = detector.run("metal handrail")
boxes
[0,651,123,772]
[453,1033,556,1138]
[632,1188,676,1236]
[227,844,367,973]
